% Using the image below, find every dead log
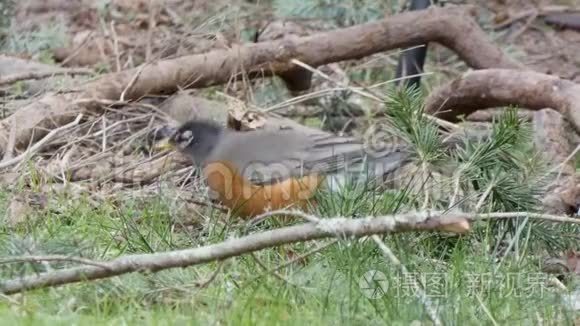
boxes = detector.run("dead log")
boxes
[256,20,313,94]
[466,108,533,122]
[533,109,578,214]
[0,4,518,153]
[424,69,580,134]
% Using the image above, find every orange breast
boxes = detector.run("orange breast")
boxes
[203,160,323,217]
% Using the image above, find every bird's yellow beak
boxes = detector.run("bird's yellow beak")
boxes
[150,125,178,152]
[153,138,175,152]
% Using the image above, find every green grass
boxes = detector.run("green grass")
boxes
[1,21,68,63]
[1,186,578,325]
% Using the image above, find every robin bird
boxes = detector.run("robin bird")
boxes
[159,119,411,218]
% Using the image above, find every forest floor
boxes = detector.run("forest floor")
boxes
[0,0,579,324]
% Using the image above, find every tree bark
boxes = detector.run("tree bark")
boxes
[425,69,580,134]
[0,5,519,153]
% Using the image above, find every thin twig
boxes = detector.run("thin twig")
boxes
[551,144,580,181]
[119,63,147,102]
[448,167,464,209]
[421,162,431,210]
[61,31,95,66]
[288,59,459,131]
[475,294,499,326]
[290,59,383,102]
[260,240,338,276]
[508,11,539,42]
[0,255,111,270]
[477,212,580,224]
[186,197,229,213]
[475,181,494,212]
[0,293,19,305]
[546,276,568,292]
[101,116,107,152]
[2,125,16,162]
[0,68,94,86]
[0,114,83,171]
[110,21,121,73]
[145,0,157,62]
[494,217,529,271]
[195,261,224,289]
[250,252,294,284]
[263,72,432,113]
[493,5,577,30]
[371,235,442,326]
[247,208,324,284]
[248,209,322,227]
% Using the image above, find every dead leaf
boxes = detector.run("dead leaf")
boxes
[227,103,267,131]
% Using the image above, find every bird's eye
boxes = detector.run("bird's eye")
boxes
[177,130,194,148]
[182,130,193,140]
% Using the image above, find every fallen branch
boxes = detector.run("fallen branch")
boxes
[3,210,580,295]
[0,211,470,295]
[0,4,519,152]
[424,69,580,134]
[0,68,94,86]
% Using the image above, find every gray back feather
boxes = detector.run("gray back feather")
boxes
[209,129,411,186]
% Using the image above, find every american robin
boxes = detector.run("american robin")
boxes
[161,119,410,217]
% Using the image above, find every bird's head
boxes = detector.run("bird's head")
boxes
[157,120,224,166]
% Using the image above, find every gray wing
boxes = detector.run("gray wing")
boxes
[209,129,411,186]
[301,133,412,184]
